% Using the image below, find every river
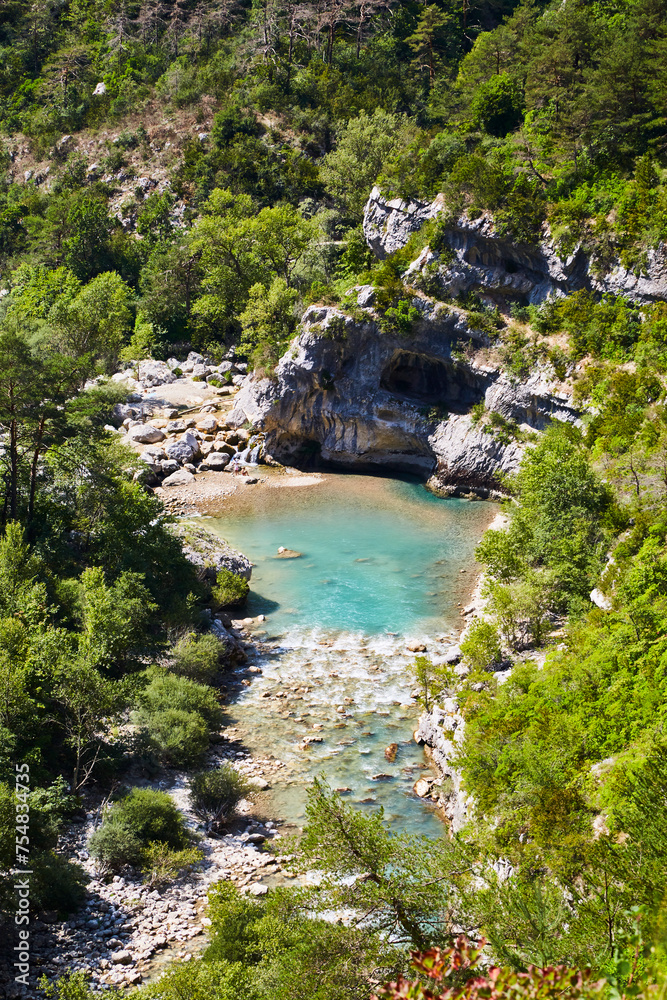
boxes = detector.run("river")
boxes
[205,472,494,839]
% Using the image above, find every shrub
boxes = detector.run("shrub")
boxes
[141,842,204,888]
[40,972,98,1000]
[89,788,190,872]
[137,671,223,731]
[460,619,502,671]
[171,632,222,683]
[88,819,143,871]
[190,766,252,830]
[114,789,189,848]
[211,569,250,609]
[30,851,88,914]
[141,707,210,766]
[131,959,251,1000]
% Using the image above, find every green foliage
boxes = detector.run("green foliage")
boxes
[89,788,190,872]
[137,670,222,733]
[170,632,223,683]
[41,972,98,1000]
[412,655,456,711]
[239,277,299,374]
[460,619,502,671]
[205,879,396,999]
[135,670,221,765]
[88,818,143,871]
[140,706,210,766]
[190,765,252,830]
[141,841,204,888]
[321,110,414,221]
[130,960,250,1000]
[475,424,615,628]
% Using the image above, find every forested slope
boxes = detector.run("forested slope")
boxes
[3,0,667,998]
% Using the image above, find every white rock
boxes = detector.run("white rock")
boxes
[248,883,268,896]
[162,469,195,487]
[590,588,612,611]
[111,950,132,965]
[196,416,218,433]
[93,81,107,95]
[127,424,166,444]
[200,452,230,471]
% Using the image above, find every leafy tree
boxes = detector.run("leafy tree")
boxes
[52,652,123,791]
[50,270,134,369]
[239,276,298,372]
[320,109,414,220]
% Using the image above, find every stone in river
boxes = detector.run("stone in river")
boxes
[201,452,230,470]
[413,777,433,798]
[384,743,399,762]
[371,773,394,781]
[275,547,302,558]
[407,643,427,653]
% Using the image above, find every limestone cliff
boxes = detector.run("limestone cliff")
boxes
[364,185,667,307]
[414,703,471,833]
[228,300,578,494]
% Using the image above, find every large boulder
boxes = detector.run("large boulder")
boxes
[127,423,166,444]
[138,360,177,387]
[364,188,667,307]
[171,523,252,582]
[162,469,195,486]
[200,452,230,471]
[228,303,578,493]
[165,430,200,463]
[363,186,440,259]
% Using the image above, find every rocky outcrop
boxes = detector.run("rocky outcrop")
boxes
[414,704,471,832]
[364,186,667,307]
[363,187,443,258]
[228,303,577,494]
[171,523,253,582]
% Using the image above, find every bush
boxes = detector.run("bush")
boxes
[141,707,210,766]
[89,788,190,871]
[460,619,503,671]
[40,972,98,1000]
[88,819,143,871]
[190,766,252,830]
[141,842,204,888]
[171,632,222,683]
[30,851,88,915]
[130,959,251,1000]
[211,569,250,610]
[137,671,223,731]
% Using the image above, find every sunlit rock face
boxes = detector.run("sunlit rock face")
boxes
[364,185,667,307]
[228,302,578,495]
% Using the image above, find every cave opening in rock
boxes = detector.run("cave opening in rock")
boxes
[380,351,487,412]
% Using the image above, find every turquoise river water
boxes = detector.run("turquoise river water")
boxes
[206,472,494,839]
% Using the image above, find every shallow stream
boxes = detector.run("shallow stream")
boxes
[207,473,494,839]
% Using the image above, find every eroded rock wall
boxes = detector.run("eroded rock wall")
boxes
[364,186,667,307]
[229,302,577,493]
